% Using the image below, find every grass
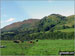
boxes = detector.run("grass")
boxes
[0,40,74,55]
[55,28,74,32]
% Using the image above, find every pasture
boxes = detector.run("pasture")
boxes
[0,40,74,55]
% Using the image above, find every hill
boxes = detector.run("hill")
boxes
[1,14,74,40]
[37,14,66,31]
[2,19,40,32]
[2,14,74,32]
[48,15,75,31]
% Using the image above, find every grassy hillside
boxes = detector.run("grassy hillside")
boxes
[51,15,75,30]
[55,28,74,32]
[1,14,74,40]
[37,14,66,31]
[1,19,40,32]
[2,14,74,32]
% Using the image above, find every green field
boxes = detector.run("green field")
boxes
[0,40,74,55]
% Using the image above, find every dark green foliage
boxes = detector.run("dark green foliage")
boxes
[29,31,74,40]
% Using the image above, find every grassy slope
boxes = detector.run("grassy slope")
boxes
[0,40,74,55]
[55,28,74,32]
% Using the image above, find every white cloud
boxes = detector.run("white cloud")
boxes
[1,18,15,24]
[1,18,15,28]
[6,18,15,22]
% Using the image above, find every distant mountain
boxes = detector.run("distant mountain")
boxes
[2,19,40,31]
[1,14,74,40]
[1,14,75,32]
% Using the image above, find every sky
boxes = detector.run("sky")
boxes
[1,0,74,28]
